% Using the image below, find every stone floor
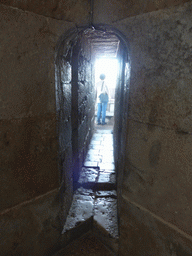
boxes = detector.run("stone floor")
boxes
[54,232,115,256]
[54,117,118,255]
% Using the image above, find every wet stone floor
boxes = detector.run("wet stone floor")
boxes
[60,127,118,254]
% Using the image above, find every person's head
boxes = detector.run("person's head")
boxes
[100,74,106,80]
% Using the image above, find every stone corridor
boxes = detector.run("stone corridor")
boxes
[54,118,118,255]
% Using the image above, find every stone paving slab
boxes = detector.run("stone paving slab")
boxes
[85,153,102,163]
[103,137,113,143]
[89,144,105,150]
[91,137,103,142]
[98,163,115,170]
[102,155,114,163]
[95,190,117,198]
[95,130,113,134]
[101,144,113,150]
[93,197,118,239]
[62,191,94,233]
[62,128,118,252]
[78,168,99,184]
[103,136,113,141]
[100,169,115,174]
[100,149,114,155]
[83,161,98,168]
[101,144,113,151]
[98,172,116,184]
[86,149,100,156]
[89,140,101,145]
[76,187,94,196]
[99,151,113,160]
[54,232,115,256]
[99,153,114,162]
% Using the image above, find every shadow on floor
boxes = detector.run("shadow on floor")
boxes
[54,232,115,256]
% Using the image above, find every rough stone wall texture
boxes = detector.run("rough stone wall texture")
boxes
[0,0,191,26]
[0,189,63,256]
[113,43,131,217]
[77,37,95,168]
[120,197,192,256]
[71,33,95,183]
[114,2,192,255]
[0,2,75,208]
[0,4,76,255]
[94,0,191,24]
[0,0,90,25]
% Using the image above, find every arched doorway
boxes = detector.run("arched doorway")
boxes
[55,25,130,228]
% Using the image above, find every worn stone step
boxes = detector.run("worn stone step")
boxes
[95,190,117,198]
[62,188,94,233]
[77,167,116,191]
[74,183,116,191]
[93,197,118,239]
[93,196,119,254]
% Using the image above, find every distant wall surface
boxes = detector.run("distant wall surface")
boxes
[114,2,192,255]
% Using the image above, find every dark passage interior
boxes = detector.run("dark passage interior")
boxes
[55,25,129,199]
[54,26,130,254]
[1,2,192,255]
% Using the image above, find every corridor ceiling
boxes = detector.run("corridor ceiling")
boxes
[84,28,120,58]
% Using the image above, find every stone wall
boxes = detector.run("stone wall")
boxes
[1,0,192,255]
[114,2,192,255]
[0,4,77,255]
[94,0,191,24]
[0,0,191,25]
[0,0,90,25]
[77,35,95,181]
[55,29,95,187]
[0,4,96,253]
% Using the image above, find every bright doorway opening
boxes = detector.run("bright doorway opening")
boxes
[95,58,118,130]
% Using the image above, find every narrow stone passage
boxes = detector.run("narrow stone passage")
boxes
[59,122,118,254]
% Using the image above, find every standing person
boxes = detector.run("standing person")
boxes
[96,74,109,125]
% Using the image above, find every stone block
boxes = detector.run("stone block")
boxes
[96,190,117,198]
[89,143,104,150]
[123,119,192,236]
[0,4,75,119]
[61,61,72,84]
[55,232,114,256]
[62,190,94,233]
[78,167,99,184]
[94,0,190,24]
[0,0,90,24]
[99,163,115,171]
[93,197,118,239]
[0,114,59,211]
[98,172,116,184]
[83,161,99,168]
[119,197,192,256]
[115,2,192,132]
[85,153,102,163]
[102,154,114,163]
[0,189,63,256]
